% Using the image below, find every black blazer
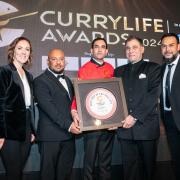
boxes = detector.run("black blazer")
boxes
[160,58,180,130]
[34,69,74,141]
[114,60,161,140]
[0,63,34,141]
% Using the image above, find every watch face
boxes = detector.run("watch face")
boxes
[85,88,117,120]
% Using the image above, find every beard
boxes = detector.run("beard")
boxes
[49,67,64,74]
[163,53,178,64]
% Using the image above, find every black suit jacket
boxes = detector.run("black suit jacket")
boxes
[0,63,34,141]
[160,57,180,130]
[114,60,161,140]
[34,69,74,141]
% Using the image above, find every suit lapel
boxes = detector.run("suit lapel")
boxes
[161,63,166,90]
[64,76,73,99]
[171,58,180,92]
[25,71,33,91]
[9,63,33,105]
[161,63,166,75]
[45,70,71,99]
[10,63,25,100]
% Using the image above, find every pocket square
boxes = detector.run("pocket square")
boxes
[139,73,146,79]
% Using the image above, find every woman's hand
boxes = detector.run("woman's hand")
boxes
[0,138,5,149]
[31,134,35,143]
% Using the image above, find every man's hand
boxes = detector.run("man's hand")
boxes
[70,122,81,134]
[71,110,80,126]
[122,115,137,129]
[0,138,5,149]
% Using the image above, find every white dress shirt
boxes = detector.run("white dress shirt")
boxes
[163,54,180,111]
[18,71,31,107]
[48,68,70,98]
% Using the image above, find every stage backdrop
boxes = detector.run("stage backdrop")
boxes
[0,0,180,172]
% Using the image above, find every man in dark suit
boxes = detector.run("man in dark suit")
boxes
[34,49,81,180]
[160,33,180,180]
[114,36,161,180]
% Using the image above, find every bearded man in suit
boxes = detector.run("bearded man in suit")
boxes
[34,49,81,180]
[160,33,180,180]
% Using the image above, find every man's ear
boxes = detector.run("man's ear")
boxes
[141,46,145,54]
[106,49,109,56]
[178,43,180,51]
[47,59,50,66]
[90,48,93,54]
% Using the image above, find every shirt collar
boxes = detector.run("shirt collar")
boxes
[91,58,104,66]
[168,54,180,66]
[48,68,64,78]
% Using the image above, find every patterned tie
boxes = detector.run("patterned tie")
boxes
[165,64,173,108]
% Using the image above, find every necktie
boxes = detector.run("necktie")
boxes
[165,64,173,108]
[57,74,65,79]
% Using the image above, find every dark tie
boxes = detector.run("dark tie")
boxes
[165,64,173,108]
[57,74,65,79]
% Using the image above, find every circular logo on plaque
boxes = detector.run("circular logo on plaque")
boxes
[85,88,117,120]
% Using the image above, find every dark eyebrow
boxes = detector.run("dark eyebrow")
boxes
[162,42,176,46]
[94,44,106,48]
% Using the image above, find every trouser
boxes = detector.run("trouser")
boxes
[0,108,32,180]
[163,110,180,180]
[39,139,75,180]
[120,139,157,180]
[83,130,114,180]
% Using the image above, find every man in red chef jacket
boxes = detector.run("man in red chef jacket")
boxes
[71,37,115,180]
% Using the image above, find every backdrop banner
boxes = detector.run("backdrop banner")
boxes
[0,0,179,172]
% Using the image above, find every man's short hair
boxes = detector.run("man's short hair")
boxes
[161,33,179,44]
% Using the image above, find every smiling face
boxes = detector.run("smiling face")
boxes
[125,39,144,63]
[13,40,31,66]
[91,39,108,61]
[48,49,65,74]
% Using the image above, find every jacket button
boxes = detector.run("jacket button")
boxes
[129,109,133,113]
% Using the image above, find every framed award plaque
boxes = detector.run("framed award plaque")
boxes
[73,78,128,131]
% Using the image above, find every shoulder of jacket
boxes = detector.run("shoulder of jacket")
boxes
[34,72,46,82]
[144,60,160,68]
[0,64,12,74]
[115,64,126,71]
[64,75,72,82]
